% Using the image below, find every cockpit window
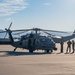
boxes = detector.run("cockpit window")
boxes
[48,36,53,41]
[39,38,46,42]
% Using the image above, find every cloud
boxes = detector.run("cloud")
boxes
[5,18,13,22]
[0,0,28,16]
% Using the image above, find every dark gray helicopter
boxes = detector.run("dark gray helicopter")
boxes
[0,22,75,53]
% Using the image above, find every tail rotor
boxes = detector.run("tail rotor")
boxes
[4,22,12,39]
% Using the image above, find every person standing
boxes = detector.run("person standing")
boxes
[71,40,75,53]
[66,40,72,54]
[60,40,64,53]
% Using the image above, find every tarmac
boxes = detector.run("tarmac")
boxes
[0,43,75,75]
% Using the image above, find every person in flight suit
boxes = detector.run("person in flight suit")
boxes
[66,40,72,54]
[71,40,75,54]
[60,40,64,53]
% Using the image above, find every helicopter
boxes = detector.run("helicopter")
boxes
[0,22,75,53]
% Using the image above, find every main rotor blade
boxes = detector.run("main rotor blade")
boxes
[13,31,29,35]
[43,31,62,38]
[0,29,32,33]
[11,28,41,32]
[40,28,69,33]
[42,31,55,36]
[0,28,73,34]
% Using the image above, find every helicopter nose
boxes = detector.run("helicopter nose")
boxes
[52,42,57,50]
[53,47,57,50]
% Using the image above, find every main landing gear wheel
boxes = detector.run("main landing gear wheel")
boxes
[50,50,53,53]
[45,50,53,53]
[46,50,49,53]
[45,50,49,53]
[29,50,33,53]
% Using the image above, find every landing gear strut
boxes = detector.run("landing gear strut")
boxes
[14,47,17,51]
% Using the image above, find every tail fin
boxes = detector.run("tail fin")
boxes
[73,30,75,35]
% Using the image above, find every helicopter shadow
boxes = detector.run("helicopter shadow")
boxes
[0,50,52,57]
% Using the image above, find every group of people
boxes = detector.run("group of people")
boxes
[60,40,75,54]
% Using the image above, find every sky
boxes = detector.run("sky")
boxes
[0,0,75,31]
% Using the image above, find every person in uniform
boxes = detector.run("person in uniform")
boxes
[60,40,64,53]
[66,40,72,54]
[71,40,75,54]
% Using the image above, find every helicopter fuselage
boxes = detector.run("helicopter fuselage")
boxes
[11,34,57,52]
